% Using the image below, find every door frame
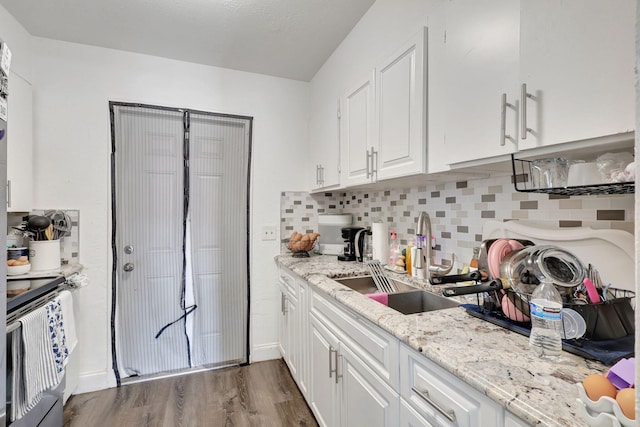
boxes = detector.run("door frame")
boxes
[108,101,253,385]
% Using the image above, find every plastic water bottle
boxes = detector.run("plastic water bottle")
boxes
[529,280,563,360]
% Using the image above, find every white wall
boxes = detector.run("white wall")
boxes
[28,37,308,392]
[0,6,32,82]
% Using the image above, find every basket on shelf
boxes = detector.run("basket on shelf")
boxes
[287,232,320,258]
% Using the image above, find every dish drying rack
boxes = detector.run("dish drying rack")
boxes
[461,287,635,365]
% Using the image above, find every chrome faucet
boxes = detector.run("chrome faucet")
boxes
[413,211,454,280]
[413,211,432,279]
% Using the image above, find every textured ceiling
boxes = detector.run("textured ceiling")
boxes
[0,0,375,81]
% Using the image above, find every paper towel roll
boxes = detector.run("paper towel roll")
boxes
[371,222,389,263]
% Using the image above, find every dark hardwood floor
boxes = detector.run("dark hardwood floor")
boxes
[63,359,318,427]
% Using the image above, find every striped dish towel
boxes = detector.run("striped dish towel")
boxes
[12,295,71,420]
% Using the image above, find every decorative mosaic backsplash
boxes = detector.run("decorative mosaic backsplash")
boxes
[280,174,634,269]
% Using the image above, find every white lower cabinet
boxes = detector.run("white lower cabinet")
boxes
[400,399,438,427]
[309,314,340,427]
[400,345,502,427]
[309,290,399,427]
[277,268,532,427]
[278,267,309,398]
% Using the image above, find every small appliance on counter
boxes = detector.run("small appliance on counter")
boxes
[354,228,372,262]
[338,226,365,261]
[318,214,353,255]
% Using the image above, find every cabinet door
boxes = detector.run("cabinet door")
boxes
[278,288,290,365]
[375,27,427,180]
[6,71,33,212]
[296,279,310,398]
[341,73,374,187]
[518,0,635,149]
[504,411,529,427]
[443,0,520,166]
[309,314,340,427]
[340,342,400,427]
[400,399,437,427]
[310,99,341,191]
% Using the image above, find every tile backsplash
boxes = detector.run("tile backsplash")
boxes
[280,174,634,269]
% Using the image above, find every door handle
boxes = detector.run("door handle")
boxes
[123,262,135,272]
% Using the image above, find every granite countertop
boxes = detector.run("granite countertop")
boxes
[275,254,604,427]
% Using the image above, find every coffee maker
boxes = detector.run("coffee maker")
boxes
[337,227,364,261]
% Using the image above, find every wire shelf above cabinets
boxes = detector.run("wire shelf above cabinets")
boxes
[511,154,635,196]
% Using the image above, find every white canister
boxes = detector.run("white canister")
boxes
[29,240,61,271]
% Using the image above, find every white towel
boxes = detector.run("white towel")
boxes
[12,294,73,421]
[19,305,58,412]
[58,290,77,359]
[11,325,40,421]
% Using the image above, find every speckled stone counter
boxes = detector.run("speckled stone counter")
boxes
[276,254,603,427]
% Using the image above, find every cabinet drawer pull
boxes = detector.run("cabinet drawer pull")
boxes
[371,148,378,176]
[366,148,373,179]
[6,179,10,208]
[281,293,287,315]
[411,386,457,423]
[329,346,337,379]
[500,93,515,146]
[520,83,533,140]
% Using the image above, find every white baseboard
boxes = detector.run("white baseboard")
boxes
[73,370,117,395]
[250,342,281,363]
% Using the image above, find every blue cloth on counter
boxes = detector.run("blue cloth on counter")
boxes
[461,304,634,366]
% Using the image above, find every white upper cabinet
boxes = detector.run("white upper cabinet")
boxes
[6,71,33,212]
[310,99,341,191]
[442,0,520,166]
[444,0,636,167]
[375,27,427,180]
[340,27,429,187]
[517,0,635,150]
[341,73,375,187]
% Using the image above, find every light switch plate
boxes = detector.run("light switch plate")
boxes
[261,225,277,241]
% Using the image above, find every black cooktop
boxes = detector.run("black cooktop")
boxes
[6,275,65,312]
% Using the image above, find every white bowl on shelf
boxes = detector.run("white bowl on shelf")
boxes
[7,263,31,276]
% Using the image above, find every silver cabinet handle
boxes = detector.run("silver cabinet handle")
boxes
[521,83,533,140]
[365,148,372,179]
[6,179,10,208]
[412,387,457,423]
[123,262,135,272]
[315,164,320,185]
[371,148,378,177]
[329,346,336,378]
[500,94,515,146]
[329,347,342,384]
[319,165,324,186]
[281,292,287,315]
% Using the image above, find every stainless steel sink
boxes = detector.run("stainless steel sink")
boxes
[335,276,460,314]
[386,290,459,315]
[335,276,415,294]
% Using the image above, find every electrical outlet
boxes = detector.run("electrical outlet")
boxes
[261,225,277,241]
